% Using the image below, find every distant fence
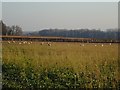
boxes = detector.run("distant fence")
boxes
[0,35,119,43]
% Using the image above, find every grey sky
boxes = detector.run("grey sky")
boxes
[2,0,119,2]
[2,2,118,31]
[0,2,2,20]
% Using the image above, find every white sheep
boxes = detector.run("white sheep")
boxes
[47,42,51,46]
[48,43,51,46]
[82,44,84,46]
[23,41,26,44]
[28,42,30,44]
[25,41,27,43]
[19,42,21,44]
[12,41,15,43]
[101,44,104,47]
[8,41,10,44]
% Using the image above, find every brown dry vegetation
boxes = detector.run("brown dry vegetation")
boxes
[2,41,119,88]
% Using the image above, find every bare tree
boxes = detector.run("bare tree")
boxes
[1,21,7,35]
[11,25,22,35]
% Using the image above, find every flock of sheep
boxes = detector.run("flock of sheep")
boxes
[7,41,32,45]
[7,41,52,46]
[79,43,109,47]
[80,43,112,47]
[6,40,112,47]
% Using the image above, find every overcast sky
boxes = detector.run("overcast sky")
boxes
[0,2,1,20]
[2,2,118,31]
[1,0,119,2]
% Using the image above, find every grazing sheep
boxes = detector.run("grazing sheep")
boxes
[19,42,21,44]
[28,42,30,44]
[47,42,51,46]
[23,41,26,44]
[82,44,84,46]
[95,44,97,46]
[12,41,15,43]
[109,43,111,45]
[101,44,104,47]
[48,43,51,46]
[8,41,10,44]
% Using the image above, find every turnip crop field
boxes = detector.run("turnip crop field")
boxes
[2,41,119,89]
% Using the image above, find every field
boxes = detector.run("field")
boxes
[2,41,119,89]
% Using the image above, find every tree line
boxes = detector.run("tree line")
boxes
[28,29,119,40]
[0,21,119,40]
[0,21,23,36]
